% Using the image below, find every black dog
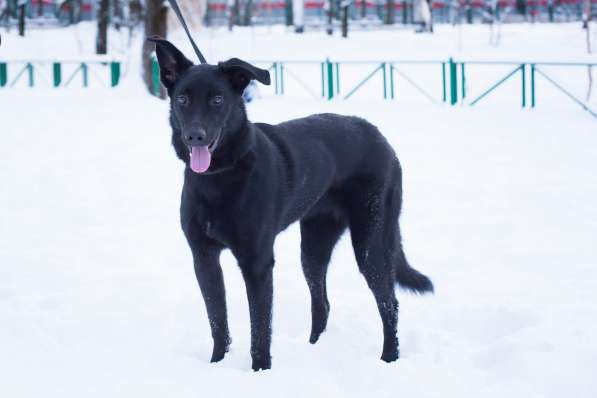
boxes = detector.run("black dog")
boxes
[149,37,433,371]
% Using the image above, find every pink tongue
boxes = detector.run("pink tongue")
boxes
[190,146,211,173]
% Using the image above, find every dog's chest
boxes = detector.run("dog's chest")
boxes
[190,192,266,249]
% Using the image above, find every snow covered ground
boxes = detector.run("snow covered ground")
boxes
[1,22,596,398]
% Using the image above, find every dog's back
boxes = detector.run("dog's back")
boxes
[253,113,399,227]
[260,113,397,184]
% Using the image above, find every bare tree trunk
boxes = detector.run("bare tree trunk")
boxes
[113,0,123,30]
[341,0,349,37]
[96,0,110,54]
[582,0,590,29]
[242,0,253,25]
[128,0,143,46]
[18,3,25,37]
[229,0,239,30]
[143,0,168,98]
[386,0,395,24]
[325,0,333,35]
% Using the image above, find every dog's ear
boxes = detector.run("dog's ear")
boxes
[147,36,193,90]
[218,58,271,94]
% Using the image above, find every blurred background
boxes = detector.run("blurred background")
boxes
[0,0,596,98]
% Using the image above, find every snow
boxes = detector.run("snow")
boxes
[1,22,597,398]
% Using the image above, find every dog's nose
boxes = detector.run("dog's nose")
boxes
[184,128,207,144]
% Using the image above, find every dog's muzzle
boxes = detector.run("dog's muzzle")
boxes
[183,127,207,146]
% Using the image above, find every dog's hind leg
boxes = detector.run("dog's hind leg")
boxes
[347,186,400,363]
[300,214,347,344]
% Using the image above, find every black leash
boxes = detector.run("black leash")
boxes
[166,0,207,64]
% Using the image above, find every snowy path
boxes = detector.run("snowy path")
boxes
[1,88,596,397]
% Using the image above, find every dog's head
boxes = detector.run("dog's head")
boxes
[148,37,270,174]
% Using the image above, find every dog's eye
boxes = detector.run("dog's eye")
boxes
[210,95,224,106]
[176,95,189,105]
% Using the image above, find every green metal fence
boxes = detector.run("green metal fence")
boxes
[450,60,597,116]
[3,57,594,118]
[0,60,122,88]
[247,58,597,118]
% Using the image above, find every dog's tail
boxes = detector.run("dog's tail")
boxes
[395,247,434,294]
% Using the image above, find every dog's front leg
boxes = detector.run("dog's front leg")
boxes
[192,250,231,363]
[183,215,230,363]
[238,251,274,371]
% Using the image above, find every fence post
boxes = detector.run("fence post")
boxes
[389,64,395,100]
[53,62,62,87]
[110,62,121,87]
[0,63,7,87]
[326,58,334,100]
[273,62,279,95]
[530,64,535,108]
[335,62,340,94]
[27,63,34,87]
[449,58,457,105]
[81,63,88,87]
[521,63,526,108]
[152,57,160,96]
[461,62,466,99]
[280,63,285,95]
[321,62,325,98]
[442,62,446,102]
[382,62,387,100]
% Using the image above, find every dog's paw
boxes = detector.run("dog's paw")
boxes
[210,348,226,363]
[309,330,324,344]
[308,311,329,344]
[251,355,271,371]
[210,338,231,363]
[381,348,400,363]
